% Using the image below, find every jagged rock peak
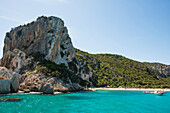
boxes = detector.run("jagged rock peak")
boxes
[3,16,76,66]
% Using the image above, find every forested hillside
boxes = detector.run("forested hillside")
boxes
[75,48,170,88]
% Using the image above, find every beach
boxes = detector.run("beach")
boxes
[1,87,170,95]
[90,87,170,91]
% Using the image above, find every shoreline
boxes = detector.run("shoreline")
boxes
[1,88,170,95]
[0,91,66,96]
[90,88,170,91]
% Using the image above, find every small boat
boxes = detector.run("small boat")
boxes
[154,92,163,96]
[153,90,164,96]
[143,90,166,96]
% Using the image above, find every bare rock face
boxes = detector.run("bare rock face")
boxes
[19,71,84,93]
[0,49,31,73]
[78,61,92,81]
[0,79,10,94]
[3,16,76,66]
[0,67,15,79]
[40,83,54,94]
[10,73,20,92]
[145,63,170,78]
[0,67,20,93]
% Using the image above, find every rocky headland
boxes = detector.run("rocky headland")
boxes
[0,16,92,94]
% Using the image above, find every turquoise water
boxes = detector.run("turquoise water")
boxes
[0,90,170,113]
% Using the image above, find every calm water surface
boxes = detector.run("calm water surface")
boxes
[0,90,170,113]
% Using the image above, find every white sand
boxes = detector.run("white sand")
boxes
[91,88,170,91]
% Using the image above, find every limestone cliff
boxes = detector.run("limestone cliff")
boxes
[0,49,31,73]
[0,16,92,93]
[144,63,170,78]
[3,16,75,66]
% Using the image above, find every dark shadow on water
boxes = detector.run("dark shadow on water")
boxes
[65,95,93,100]
[0,97,22,102]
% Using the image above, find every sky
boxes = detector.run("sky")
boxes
[0,0,170,65]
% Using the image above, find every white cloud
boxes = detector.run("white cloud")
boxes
[0,16,24,23]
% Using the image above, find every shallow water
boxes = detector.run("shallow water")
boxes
[0,90,170,113]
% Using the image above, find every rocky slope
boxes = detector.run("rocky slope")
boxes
[0,16,92,93]
[144,63,170,78]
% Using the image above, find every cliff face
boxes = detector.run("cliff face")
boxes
[0,16,92,93]
[144,63,170,78]
[0,49,30,73]
[3,16,75,66]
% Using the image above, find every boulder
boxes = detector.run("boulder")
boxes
[0,79,10,94]
[10,73,19,93]
[0,67,20,93]
[40,83,54,94]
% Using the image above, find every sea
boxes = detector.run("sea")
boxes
[0,90,170,113]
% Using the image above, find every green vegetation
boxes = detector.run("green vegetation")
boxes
[75,48,170,88]
[30,52,88,86]
[29,52,45,61]
[36,59,88,86]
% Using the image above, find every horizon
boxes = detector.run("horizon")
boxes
[0,0,170,65]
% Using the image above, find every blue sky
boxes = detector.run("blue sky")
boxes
[0,0,170,64]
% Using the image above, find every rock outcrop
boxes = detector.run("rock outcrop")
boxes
[3,16,76,66]
[40,83,54,94]
[0,67,20,93]
[145,63,170,78]
[19,71,84,93]
[0,16,92,93]
[0,49,31,73]
[0,67,15,79]
[0,79,10,94]
[10,73,20,92]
